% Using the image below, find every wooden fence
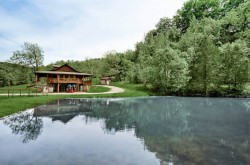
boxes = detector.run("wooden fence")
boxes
[0,88,48,97]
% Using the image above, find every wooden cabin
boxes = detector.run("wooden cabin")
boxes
[35,64,93,93]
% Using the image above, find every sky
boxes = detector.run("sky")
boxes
[0,0,186,65]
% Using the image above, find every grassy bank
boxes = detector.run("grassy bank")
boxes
[0,82,152,117]
[87,86,111,93]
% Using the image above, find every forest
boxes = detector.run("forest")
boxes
[0,0,249,96]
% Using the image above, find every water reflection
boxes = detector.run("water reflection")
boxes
[2,97,250,165]
[80,97,250,164]
[3,110,43,143]
[34,99,89,123]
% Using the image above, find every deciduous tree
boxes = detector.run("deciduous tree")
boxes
[10,42,44,72]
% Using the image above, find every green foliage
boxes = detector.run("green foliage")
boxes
[220,0,246,15]
[0,84,29,89]
[127,0,249,96]
[35,77,47,91]
[92,77,100,85]
[220,1,250,43]
[0,62,32,87]
[174,0,221,32]
[102,51,132,81]
[179,18,221,95]
[219,40,250,92]
[10,42,44,72]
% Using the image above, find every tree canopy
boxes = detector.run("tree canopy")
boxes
[10,42,44,72]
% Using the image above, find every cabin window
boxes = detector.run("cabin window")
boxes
[65,75,69,78]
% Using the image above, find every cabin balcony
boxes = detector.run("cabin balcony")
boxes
[47,78,91,84]
[48,78,82,84]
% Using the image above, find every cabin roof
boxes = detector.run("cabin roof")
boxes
[51,64,78,72]
[36,64,93,76]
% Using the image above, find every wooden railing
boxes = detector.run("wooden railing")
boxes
[48,78,91,84]
[48,78,83,83]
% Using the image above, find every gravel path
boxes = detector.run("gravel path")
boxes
[51,85,124,95]
[47,85,124,95]
[89,85,124,94]
[0,85,124,96]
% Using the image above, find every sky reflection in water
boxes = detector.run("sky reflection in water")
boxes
[0,97,250,165]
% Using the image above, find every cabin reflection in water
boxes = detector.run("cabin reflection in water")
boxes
[33,99,95,123]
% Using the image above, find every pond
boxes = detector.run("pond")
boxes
[0,97,250,165]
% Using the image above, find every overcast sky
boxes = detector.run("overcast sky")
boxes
[0,0,186,65]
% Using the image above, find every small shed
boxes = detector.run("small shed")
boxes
[100,77,111,85]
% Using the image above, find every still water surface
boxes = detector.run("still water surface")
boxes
[0,97,250,165]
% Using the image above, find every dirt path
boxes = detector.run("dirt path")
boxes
[0,85,124,96]
[46,85,124,95]
[88,85,124,94]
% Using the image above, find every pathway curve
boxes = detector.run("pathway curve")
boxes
[88,85,125,94]
[50,85,124,95]
[48,85,124,95]
[0,85,124,96]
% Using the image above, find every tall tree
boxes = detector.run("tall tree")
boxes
[102,51,130,81]
[219,40,250,92]
[179,18,221,95]
[10,42,44,72]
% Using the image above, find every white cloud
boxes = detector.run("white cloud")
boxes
[0,0,186,65]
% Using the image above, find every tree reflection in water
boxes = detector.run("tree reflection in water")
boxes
[3,110,43,143]
[82,97,250,165]
[83,97,193,164]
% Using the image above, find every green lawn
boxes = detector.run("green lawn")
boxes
[87,86,111,93]
[0,84,36,94]
[0,84,28,89]
[0,82,152,118]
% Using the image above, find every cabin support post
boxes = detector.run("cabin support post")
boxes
[57,83,59,92]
